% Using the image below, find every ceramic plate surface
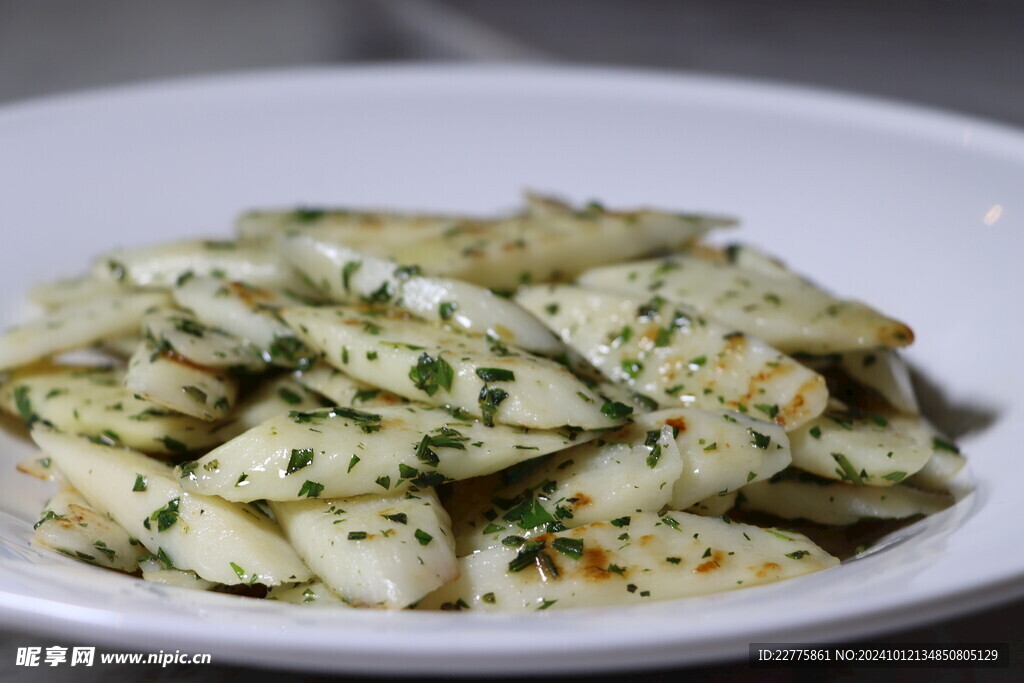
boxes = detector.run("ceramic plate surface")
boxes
[0,65,1021,675]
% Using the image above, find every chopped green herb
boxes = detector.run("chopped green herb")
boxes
[298,480,324,498]
[414,529,433,546]
[286,448,314,475]
[439,301,458,320]
[341,261,362,292]
[600,401,633,419]
[132,474,147,492]
[409,353,455,396]
[475,367,515,382]
[551,537,584,560]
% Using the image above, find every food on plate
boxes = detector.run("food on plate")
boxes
[0,193,963,610]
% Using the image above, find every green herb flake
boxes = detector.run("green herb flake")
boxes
[341,261,362,293]
[298,480,325,498]
[409,352,455,396]
[132,474,147,492]
[600,401,633,419]
[286,447,315,475]
[439,301,458,320]
[832,453,865,486]
[414,529,434,546]
[478,385,509,427]
[475,367,515,382]
[749,429,771,449]
[551,537,584,560]
[277,387,303,405]
[149,498,181,532]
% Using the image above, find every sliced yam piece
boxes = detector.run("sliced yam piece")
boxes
[125,340,238,421]
[281,305,617,430]
[96,333,144,360]
[0,364,225,455]
[278,234,561,355]
[172,276,317,369]
[28,274,126,310]
[667,409,790,509]
[141,307,266,371]
[788,406,934,486]
[218,374,333,439]
[739,474,953,525]
[139,557,217,591]
[386,202,732,291]
[687,491,738,517]
[419,511,837,611]
[454,417,683,556]
[33,429,311,586]
[270,488,457,609]
[266,580,350,606]
[838,349,919,414]
[907,449,967,492]
[516,285,827,430]
[293,362,408,408]
[0,292,169,371]
[92,239,293,290]
[17,450,58,480]
[236,206,471,248]
[577,254,913,355]
[180,404,591,502]
[32,485,148,572]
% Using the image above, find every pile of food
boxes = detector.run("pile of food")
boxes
[0,193,964,611]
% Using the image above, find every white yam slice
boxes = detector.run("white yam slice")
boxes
[280,305,617,430]
[217,375,332,438]
[419,511,837,611]
[788,407,933,486]
[172,276,317,369]
[139,557,217,591]
[687,491,739,517]
[270,488,457,608]
[293,362,408,408]
[739,475,953,525]
[17,450,58,480]
[125,340,238,421]
[33,429,311,586]
[0,292,169,371]
[516,285,827,430]
[667,409,790,509]
[141,307,266,371]
[385,201,733,290]
[454,418,682,556]
[179,404,593,502]
[577,254,913,355]
[838,349,919,414]
[907,449,967,492]
[0,365,225,455]
[236,206,470,248]
[28,274,126,310]
[266,580,350,606]
[32,485,147,572]
[278,234,561,355]
[92,239,292,290]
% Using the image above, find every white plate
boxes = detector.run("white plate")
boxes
[0,65,1022,676]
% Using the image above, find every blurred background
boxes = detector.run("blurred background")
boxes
[0,1,1021,681]
[2,0,1023,127]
